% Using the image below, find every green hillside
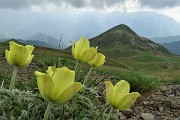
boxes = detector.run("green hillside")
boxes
[90,24,170,55]
[88,24,179,81]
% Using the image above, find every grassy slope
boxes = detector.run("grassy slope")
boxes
[1,40,180,82]
[98,47,180,81]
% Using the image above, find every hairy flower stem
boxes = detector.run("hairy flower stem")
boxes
[43,101,53,120]
[74,61,79,72]
[9,67,18,91]
[106,106,114,120]
[4,107,13,120]
[99,103,109,117]
[83,66,93,86]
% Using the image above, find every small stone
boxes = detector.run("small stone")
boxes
[141,113,155,120]
[173,118,179,120]
[154,115,161,120]
[174,86,180,92]
[160,86,168,92]
[143,101,150,105]
[122,109,134,118]
[116,111,127,120]
[159,106,163,112]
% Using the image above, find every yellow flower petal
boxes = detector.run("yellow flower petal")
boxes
[36,74,54,101]
[75,36,90,59]
[72,44,77,60]
[5,50,13,65]
[5,41,34,67]
[113,80,130,105]
[46,66,57,77]
[26,45,34,55]
[25,45,34,65]
[79,47,97,62]
[9,41,16,49]
[9,44,29,67]
[52,67,75,99]
[88,53,106,67]
[20,55,34,67]
[35,71,45,77]
[115,92,140,110]
[96,54,105,67]
[54,82,82,104]
[105,81,113,105]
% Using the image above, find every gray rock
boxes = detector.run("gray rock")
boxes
[141,113,155,120]
[160,86,168,92]
[116,111,127,120]
[174,86,180,92]
[154,115,161,120]
[159,106,163,112]
[122,109,134,118]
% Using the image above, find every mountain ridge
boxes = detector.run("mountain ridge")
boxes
[90,24,170,55]
[150,35,180,44]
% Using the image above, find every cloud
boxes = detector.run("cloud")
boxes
[0,0,180,10]
[0,0,126,9]
[138,0,180,8]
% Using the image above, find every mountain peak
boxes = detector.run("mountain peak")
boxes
[110,24,137,36]
[90,24,170,54]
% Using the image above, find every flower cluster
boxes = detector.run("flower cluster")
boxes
[4,38,140,119]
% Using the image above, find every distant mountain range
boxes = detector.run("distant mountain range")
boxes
[0,24,179,55]
[149,35,180,55]
[0,11,180,45]
[0,33,66,49]
[160,41,180,55]
[25,33,66,48]
[150,35,180,44]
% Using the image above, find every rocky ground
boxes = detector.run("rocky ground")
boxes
[115,84,180,120]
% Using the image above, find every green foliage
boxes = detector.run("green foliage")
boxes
[98,69,160,92]
[171,78,180,84]
[118,72,160,92]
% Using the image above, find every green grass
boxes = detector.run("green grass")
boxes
[1,40,180,92]
[97,67,160,92]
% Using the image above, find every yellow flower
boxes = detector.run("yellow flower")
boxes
[35,66,82,104]
[105,80,140,110]
[72,36,97,62]
[5,41,34,67]
[88,53,106,67]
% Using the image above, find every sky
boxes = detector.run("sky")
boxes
[0,0,180,21]
[0,0,180,45]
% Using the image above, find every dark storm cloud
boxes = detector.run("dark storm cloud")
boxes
[0,0,125,9]
[0,0,47,9]
[138,0,180,8]
[0,0,179,10]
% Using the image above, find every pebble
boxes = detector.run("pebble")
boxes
[122,109,134,118]
[140,113,155,120]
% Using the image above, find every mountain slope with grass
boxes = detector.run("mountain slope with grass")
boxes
[90,24,170,55]
[88,24,179,81]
